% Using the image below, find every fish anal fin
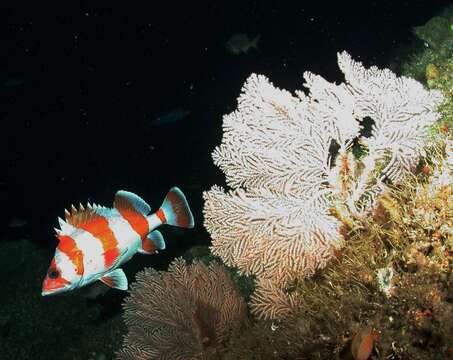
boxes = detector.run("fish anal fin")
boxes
[100,268,128,290]
[138,230,165,254]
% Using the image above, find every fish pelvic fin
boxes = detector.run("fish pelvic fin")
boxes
[100,268,128,290]
[158,187,194,228]
[251,34,261,50]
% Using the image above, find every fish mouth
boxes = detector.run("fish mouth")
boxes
[41,274,72,296]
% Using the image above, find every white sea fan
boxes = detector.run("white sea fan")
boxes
[203,51,443,319]
[204,185,342,285]
[213,73,333,201]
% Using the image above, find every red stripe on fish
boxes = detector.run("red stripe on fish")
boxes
[57,235,84,275]
[156,208,167,223]
[117,209,150,256]
[117,208,149,238]
[77,214,120,268]
[104,248,120,267]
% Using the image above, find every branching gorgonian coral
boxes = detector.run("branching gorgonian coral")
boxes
[117,258,247,359]
[203,51,444,319]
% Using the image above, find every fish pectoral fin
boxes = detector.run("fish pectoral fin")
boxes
[138,230,165,255]
[100,269,128,290]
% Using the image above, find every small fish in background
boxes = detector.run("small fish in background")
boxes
[3,79,25,87]
[150,109,191,127]
[226,33,261,55]
[8,217,27,228]
[41,187,194,296]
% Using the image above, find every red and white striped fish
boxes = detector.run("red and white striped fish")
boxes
[41,187,194,296]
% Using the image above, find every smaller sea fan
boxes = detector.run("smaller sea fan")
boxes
[117,258,247,360]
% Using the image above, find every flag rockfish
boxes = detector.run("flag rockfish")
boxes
[42,187,194,296]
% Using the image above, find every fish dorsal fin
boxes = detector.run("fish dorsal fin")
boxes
[64,203,105,228]
[57,216,76,234]
[114,190,151,216]
[100,268,128,290]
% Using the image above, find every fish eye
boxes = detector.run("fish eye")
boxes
[48,269,60,279]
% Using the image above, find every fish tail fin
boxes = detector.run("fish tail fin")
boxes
[252,34,261,50]
[159,187,194,228]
